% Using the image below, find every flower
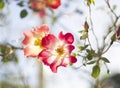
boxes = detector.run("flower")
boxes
[29,0,61,17]
[45,0,61,9]
[22,24,49,57]
[38,31,77,73]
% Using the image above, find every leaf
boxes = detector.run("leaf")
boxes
[102,57,110,63]
[80,31,88,40]
[86,49,97,60]
[0,0,4,10]
[91,65,100,78]
[52,16,57,25]
[87,61,96,65]
[20,9,28,18]
[78,45,88,51]
[86,0,95,6]
[90,0,95,4]
[17,1,24,7]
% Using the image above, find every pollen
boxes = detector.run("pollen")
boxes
[56,47,65,57]
[34,39,43,49]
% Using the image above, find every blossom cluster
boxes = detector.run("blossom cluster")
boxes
[29,0,61,17]
[22,24,77,73]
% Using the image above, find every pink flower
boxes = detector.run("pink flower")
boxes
[45,0,61,9]
[22,24,49,57]
[38,32,77,73]
[29,0,61,18]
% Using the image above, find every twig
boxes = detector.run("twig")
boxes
[88,6,99,51]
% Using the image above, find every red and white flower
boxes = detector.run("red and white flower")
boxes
[30,0,61,18]
[45,0,61,9]
[22,24,49,57]
[38,31,77,73]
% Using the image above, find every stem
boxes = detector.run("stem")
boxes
[87,36,93,50]
[88,6,99,51]
[39,63,44,88]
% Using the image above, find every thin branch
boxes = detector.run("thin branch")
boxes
[88,6,99,51]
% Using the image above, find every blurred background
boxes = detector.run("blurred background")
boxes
[0,0,120,88]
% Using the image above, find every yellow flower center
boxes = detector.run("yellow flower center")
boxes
[56,47,65,57]
[34,39,43,49]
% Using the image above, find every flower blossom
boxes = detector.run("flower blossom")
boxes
[38,31,77,73]
[30,0,61,17]
[22,24,49,57]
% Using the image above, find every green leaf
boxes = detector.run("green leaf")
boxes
[0,1,4,10]
[102,57,110,63]
[86,0,95,6]
[20,9,28,18]
[91,65,100,78]
[87,61,96,65]
[86,49,97,60]
[78,45,88,51]
[90,0,95,4]
[17,1,24,7]
[52,16,57,25]
[80,31,88,40]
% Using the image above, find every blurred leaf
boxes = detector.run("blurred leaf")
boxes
[20,9,28,18]
[102,57,110,63]
[2,52,18,63]
[80,31,88,40]
[86,49,97,60]
[111,34,116,45]
[0,45,18,63]
[0,0,4,10]
[112,5,117,11]
[52,16,57,25]
[0,45,10,54]
[78,45,89,51]
[87,61,96,65]
[72,53,77,57]
[17,1,24,7]
[91,65,100,78]
[86,0,95,6]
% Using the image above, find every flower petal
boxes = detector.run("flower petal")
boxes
[61,58,69,67]
[42,34,57,49]
[22,30,33,45]
[45,0,61,9]
[33,24,49,36]
[59,31,74,44]
[24,46,41,57]
[38,49,53,65]
[50,59,61,73]
[69,56,77,63]
[67,45,75,53]
[64,33,74,44]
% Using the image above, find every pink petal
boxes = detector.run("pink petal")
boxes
[59,31,74,44]
[22,30,33,45]
[34,24,49,35]
[67,45,75,53]
[45,0,61,9]
[42,34,57,49]
[38,50,52,65]
[61,58,69,67]
[69,56,77,63]
[39,10,46,18]
[24,46,40,57]
[64,33,74,44]
[50,59,61,73]
[59,31,64,40]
